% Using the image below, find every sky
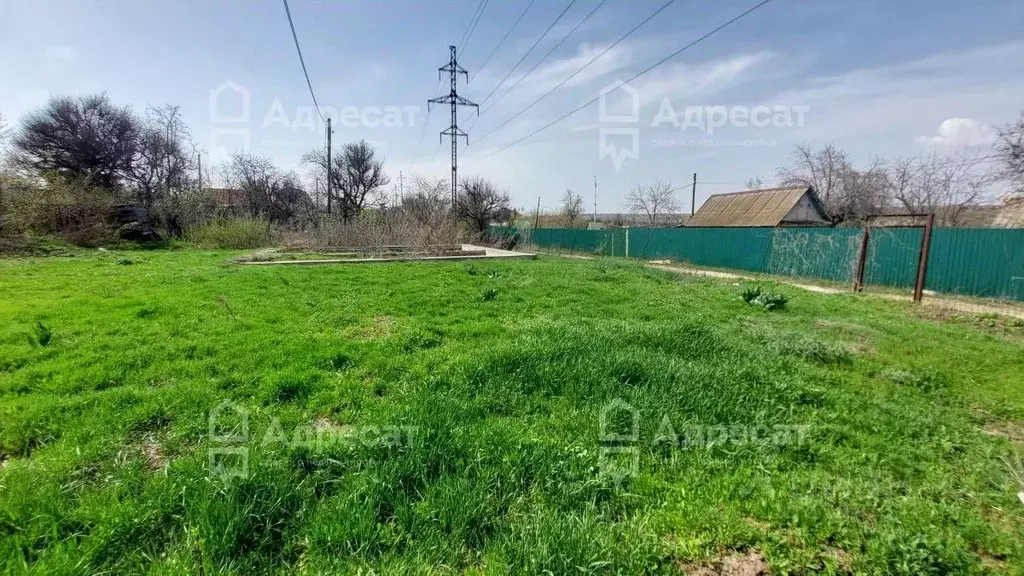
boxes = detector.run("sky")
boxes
[1,0,1022,213]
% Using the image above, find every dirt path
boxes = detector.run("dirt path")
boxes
[554,252,1024,320]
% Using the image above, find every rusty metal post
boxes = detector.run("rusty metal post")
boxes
[913,213,935,303]
[853,226,870,292]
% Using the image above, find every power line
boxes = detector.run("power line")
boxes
[281,0,325,122]
[474,0,677,147]
[476,0,576,108]
[474,0,538,74]
[480,0,610,116]
[458,0,491,56]
[472,0,775,163]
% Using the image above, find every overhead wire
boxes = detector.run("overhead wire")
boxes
[472,0,678,148]
[281,0,326,123]
[471,0,776,164]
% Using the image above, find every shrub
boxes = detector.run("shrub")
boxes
[186,218,272,249]
[1,176,119,247]
[742,285,788,311]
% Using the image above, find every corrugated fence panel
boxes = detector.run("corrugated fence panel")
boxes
[532,228,627,257]
[490,225,1024,301]
[865,228,923,288]
[766,228,862,282]
[629,227,774,272]
[927,228,1024,301]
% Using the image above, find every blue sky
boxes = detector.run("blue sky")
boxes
[2,0,1022,212]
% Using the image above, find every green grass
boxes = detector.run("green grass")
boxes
[1,251,1023,574]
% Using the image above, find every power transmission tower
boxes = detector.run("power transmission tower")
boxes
[428,45,478,207]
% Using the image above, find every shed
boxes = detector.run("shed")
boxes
[687,186,830,227]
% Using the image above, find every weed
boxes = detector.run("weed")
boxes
[481,287,499,301]
[29,321,52,347]
[116,257,135,265]
[742,285,789,311]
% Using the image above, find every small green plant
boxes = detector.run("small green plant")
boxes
[481,287,499,301]
[742,285,788,311]
[31,321,52,347]
[464,264,480,276]
[115,257,135,266]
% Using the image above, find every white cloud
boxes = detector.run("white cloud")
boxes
[914,117,997,147]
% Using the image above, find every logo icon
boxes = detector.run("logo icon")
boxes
[597,81,641,172]
[208,400,249,485]
[598,398,640,486]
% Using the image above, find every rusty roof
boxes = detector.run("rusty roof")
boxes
[687,186,827,227]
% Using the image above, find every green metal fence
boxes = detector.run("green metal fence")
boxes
[492,225,1024,302]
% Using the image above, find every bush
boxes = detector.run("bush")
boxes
[742,285,789,311]
[1,176,119,247]
[185,218,272,249]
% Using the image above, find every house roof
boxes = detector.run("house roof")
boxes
[994,195,1024,228]
[687,186,828,227]
[207,187,245,206]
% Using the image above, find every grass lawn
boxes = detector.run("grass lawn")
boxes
[1,250,1023,574]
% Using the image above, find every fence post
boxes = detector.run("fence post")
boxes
[913,214,935,303]
[625,227,630,258]
[853,226,870,292]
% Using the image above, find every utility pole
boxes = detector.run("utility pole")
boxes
[593,175,597,223]
[691,172,697,217]
[428,45,478,208]
[197,154,202,193]
[326,117,333,215]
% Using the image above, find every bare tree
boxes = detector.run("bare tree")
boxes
[777,143,887,224]
[457,177,511,239]
[13,94,140,189]
[745,175,765,189]
[626,180,678,226]
[224,152,312,223]
[560,188,584,227]
[0,112,9,147]
[886,151,993,226]
[997,112,1024,194]
[303,139,389,221]
[126,105,198,218]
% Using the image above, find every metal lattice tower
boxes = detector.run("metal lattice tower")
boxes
[428,45,478,207]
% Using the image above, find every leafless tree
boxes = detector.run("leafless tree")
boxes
[745,175,765,189]
[886,151,993,226]
[457,176,511,239]
[302,139,389,221]
[560,188,584,227]
[776,143,887,224]
[0,112,9,147]
[224,151,312,223]
[626,180,678,226]
[13,94,140,189]
[997,112,1024,194]
[125,104,199,232]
